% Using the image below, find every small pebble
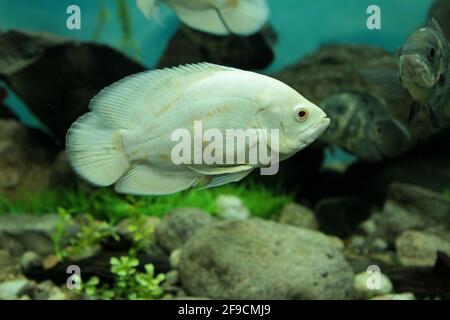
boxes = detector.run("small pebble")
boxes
[170,248,182,269]
[216,195,250,221]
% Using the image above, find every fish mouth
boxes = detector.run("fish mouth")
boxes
[299,116,330,144]
[399,55,436,88]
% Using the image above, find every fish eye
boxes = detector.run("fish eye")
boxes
[428,47,436,59]
[294,107,309,122]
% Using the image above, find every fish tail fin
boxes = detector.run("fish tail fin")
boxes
[221,0,270,36]
[136,0,158,19]
[66,112,130,187]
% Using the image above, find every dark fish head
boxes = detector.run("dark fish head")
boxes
[399,18,450,104]
[320,91,411,161]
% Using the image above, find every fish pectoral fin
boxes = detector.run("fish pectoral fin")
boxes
[197,169,254,190]
[115,164,197,195]
[428,106,441,129]
[188,165,254,175]
[407,102,421,126]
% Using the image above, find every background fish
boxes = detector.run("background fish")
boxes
[136,0,270,36]
[66,63,330,196]
[320,91,411,162]
[399,18,450,127]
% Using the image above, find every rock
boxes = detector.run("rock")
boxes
[0,119,61,196]
[371,238,389,252]
[359,219,377,236]
[20,251,42,273]
[24,280,70,300]
[395,231,450,267]
[0,29,145,142]
[0,250,21,282]
[158,25,275,71]
[374,183,450,243]
[277,203,318,230]
[180,219,354,299]
[0,214,59,256]
[164,270,179,287]
[169,249,182,269]
[0,278,29,299]
[315,197,371,237]
[155,208,216,252]
[371,292,415,300]
[216,195,250,221]
[353,270,393,299]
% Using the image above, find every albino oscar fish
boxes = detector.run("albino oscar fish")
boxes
[136,0,270,36]
[66,63,330,196]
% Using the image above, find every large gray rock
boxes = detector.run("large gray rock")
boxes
[155,208,216,252]
[395,231,450,267]
[179,219,354,299]
[374,183,450,243]
[0,120,76,196]
[277,203,318,230]
[158,25,275,71]
[0,214,59,256]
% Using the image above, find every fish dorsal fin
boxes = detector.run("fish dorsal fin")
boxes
[428,17,445,35]
[89,63,235,129]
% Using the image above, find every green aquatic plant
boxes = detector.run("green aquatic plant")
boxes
[82,257,165,300]
[51,207,75,261]
[51,209,120,261]
[0,182,292,220]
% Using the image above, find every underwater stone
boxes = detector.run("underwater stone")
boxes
[314,197,370,238]
[158,25,275,71]
[216,195,250,221]
[0,214,59,256]
[169,248,182,269]
[0,250,21,283]
[395,231,450,267]
[179,219,354,300]
[277,203,318,230]
[0,29,145,142]
[0,119,76,196]
[374,183,450,243]
[0,279,29,300]
[155,208,216,253]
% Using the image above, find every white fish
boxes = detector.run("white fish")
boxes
[136,0,270,36]
[66,63,330,196]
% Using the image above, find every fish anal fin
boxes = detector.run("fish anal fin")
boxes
[115,164,197,195]
[197,169,254,189]
[188,165,254,175]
